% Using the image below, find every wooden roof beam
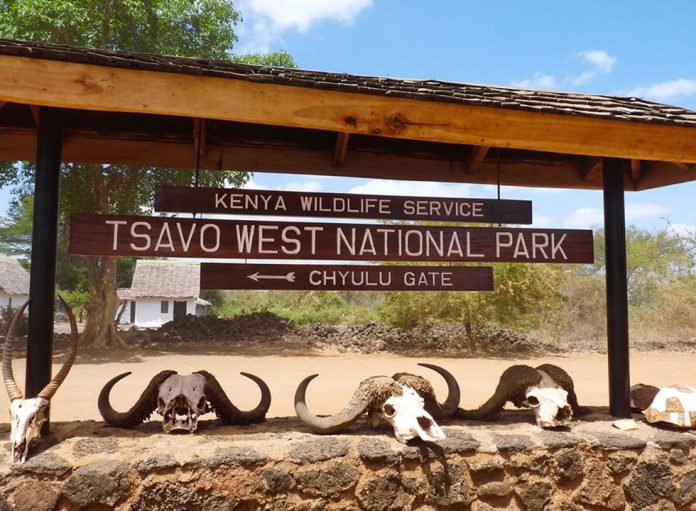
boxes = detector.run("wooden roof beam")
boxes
[463,145,490,173]
[333,132,350,167]
[579,157,603,181]
[1,55,696,165]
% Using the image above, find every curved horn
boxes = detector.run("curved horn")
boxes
[37,296,79,400]
[98,370,177,428]
[418,363,461,419]
[197,370,271,425]
[2,300,29,401]
[294,374,371,434]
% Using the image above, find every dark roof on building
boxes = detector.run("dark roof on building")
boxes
[1,38,695,129]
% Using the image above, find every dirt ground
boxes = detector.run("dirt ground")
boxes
[1,347,693,423]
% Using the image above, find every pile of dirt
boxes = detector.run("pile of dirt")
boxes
[299,321,544,356]
[118,312,547,355]
[142,312,294,344]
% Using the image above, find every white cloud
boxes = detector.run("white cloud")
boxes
[668,223,696,238]
[571,49,616,85]
[237,0,373,53]
[348,180,473,197]
[511,49,615,90]
[282,180,323,192]
[626,203,670,220]
[510,73,557,90]
[625,78,696,102]
[565,203,670,228]
[579,50,616,73]
[531,214,553,229]
[565,207,604,228]
[242,178,269,190]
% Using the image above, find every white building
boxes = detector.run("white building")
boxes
[117,260,211,328]
[0,256,30,311]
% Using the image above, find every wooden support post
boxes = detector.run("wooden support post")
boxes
[25,107,63,433]
[603,157,631,418]
[463,145,490,173]
[333,132,350,167]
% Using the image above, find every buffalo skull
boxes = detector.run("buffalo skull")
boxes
[295,363,460,443]
[643,385,696,429]
[522,369,573,428]
[3,298,79,463]
[98,369,271,431]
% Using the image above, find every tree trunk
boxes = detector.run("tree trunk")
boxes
[82,255,126,348]
[465,320,477,353]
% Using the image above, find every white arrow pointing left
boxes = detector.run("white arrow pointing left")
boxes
[247,272,296,283]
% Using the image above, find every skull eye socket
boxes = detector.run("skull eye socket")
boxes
[417,416,433,430]
[197,397,207,411]
[383,403,396,418]
[556,406,572,421]
[527,395,540,407]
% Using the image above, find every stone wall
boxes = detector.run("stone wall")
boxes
[1,416,695,510]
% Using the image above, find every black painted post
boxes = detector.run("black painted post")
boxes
[25,107,63,432]
[602,157,631,417]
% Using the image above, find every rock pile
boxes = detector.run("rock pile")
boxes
[122,312,544,355]
[297,321,541,355]
[148,312,293,344]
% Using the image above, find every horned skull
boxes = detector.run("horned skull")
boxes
[3,298,79,463]
[295,363,459,443]
[643,385,696,428]
[523,370,573,428]
[98,369,271,431]
[157,373,209,432]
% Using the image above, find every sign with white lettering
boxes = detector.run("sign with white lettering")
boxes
[200,264,494,291]
[154,186,532,224]
[69,214,594,263]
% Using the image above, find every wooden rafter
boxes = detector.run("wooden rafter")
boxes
[630,159,642,184]
[193,118,207,158]
[29,104,40,126]
[579,157,603,181]
[333,132,350,167]
[463,145,490,173]
[1,55,696,165]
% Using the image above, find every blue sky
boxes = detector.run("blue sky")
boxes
[231,0,696,236]
[1,0,694,236]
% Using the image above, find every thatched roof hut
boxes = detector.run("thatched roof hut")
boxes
[120,260,202,300]
[0,256,30,297]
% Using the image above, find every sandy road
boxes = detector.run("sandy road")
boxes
[1,350,692,423]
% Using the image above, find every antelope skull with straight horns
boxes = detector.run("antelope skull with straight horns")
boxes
[3,298,79,463]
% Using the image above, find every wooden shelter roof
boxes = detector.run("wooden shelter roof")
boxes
[0,39,695,190]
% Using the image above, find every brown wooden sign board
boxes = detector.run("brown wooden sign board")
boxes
[70,214,594,263]
[201,263,494,291]
[154,186,533,224]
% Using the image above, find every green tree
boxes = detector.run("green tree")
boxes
[592,226,694,307]
[378,262,564,351]
[0,194,33,260]
[0,0,296,347]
